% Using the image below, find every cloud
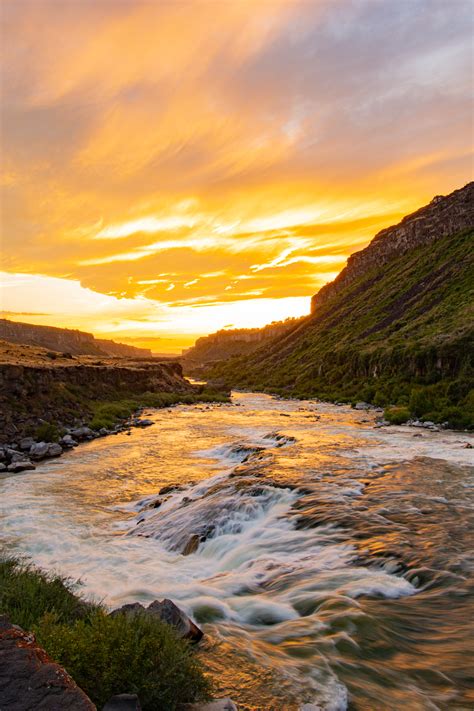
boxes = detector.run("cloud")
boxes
[1,0,472,348]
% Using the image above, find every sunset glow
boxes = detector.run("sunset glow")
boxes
[2,0,472,352]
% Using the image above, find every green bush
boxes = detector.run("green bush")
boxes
[35,422,60,442]
[37,611,212,710]
[384,406,411,425]
[0,559,212,710]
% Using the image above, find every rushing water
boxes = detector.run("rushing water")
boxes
[1,393,473,710]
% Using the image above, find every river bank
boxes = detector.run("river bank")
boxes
[1,393,472,710]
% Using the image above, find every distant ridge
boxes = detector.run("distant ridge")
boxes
[0,319,153,358]
[207,182,474,428]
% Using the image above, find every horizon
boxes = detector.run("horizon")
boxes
[2,0,473,351]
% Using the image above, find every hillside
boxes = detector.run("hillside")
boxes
[182,318,304,371]
[208,183,474,428]
[0,319,152,358]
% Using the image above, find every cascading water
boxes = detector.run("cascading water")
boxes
[0,393,472,710]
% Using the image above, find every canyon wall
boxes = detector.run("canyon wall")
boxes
[312,182,474,312]
[0,319,152,358]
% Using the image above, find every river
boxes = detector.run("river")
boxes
[1,393,473,710]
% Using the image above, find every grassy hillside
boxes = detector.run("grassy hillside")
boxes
[209,228,474,428]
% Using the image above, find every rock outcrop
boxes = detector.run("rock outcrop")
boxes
[312,181,474,312]
[0,616,96,710]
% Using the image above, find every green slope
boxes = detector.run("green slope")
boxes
[209,228,474,428]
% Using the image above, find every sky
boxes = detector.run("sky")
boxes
[1,0,473,353]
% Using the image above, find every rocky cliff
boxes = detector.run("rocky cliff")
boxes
[0,341,194,443]
[312,182,474,311]
[0,319,152,358]
[183,318,304,369]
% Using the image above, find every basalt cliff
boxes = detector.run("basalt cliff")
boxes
[208,182,474,428]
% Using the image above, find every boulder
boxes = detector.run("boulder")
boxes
[0,615,95,710]
[29,441,50,460]
[110,599,203,643]
[71,426,94,441]
[61,434,77,448]
[147,599,203,642]
[19,437,35,451]
[0,462,6,472]
[47,443,63,457]
[354,401,370,410]
[7,460,35,473]
[103,693,142,710]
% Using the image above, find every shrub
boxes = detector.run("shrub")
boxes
[384,406,411,425]
[0,559,212,710]
[35,422,60,442]
[37,612,212,711]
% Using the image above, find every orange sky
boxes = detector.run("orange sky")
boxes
[1,0,473,352]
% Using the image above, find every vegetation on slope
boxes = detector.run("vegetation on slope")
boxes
[0,558,212,710]
[209,229,474,428]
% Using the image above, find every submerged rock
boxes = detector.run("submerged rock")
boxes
[182,534,200,555]
[0,615,95,710]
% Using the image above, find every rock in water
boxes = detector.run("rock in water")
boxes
[147,599,204,642]
[110,599,203,642]
[0,616,95,710]
[103,693,142,710]
[7,460,35,473]
[47,442,63,457]
[182,534,201,555]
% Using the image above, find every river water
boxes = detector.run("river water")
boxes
[1,393,473,710]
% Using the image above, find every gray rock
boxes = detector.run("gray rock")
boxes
[7,460,35,473]
[29,442,50,460]
[0,463,7,472]
[19,437,35,451]
[147,599,203,642]
[47,443,63,457]
[71,426,94,440]
[134,419,154,427]
[103,693,142,711]
[354,401,370,410]
[61,434,77,448]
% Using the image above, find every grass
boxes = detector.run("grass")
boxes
[0,558,212,710]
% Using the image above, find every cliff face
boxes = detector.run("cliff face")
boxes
[183,319,304,368]
[312,182,474,311]
[0,319,152,358]
[0,342,193,443]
